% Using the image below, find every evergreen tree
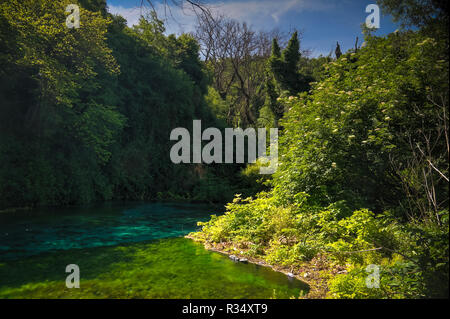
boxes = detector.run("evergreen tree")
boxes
[269,32,310,95]
[264,72,283,123]
[283,31,300,71]
[335,41,342,59]
[269,38,284,89]
[271,38,281,58]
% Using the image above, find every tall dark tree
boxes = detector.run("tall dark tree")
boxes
[335,41,342,59]
[269,32,312,96]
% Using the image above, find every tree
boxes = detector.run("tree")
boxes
[377,0,449,43]
[377,0,448,28]
[335,42,342,59]
[0,0,124,207]
[269,31,313,96]
[0,1,231,208]
[194,12,288,127]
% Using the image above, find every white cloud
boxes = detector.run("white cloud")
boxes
[108,0,336,34]
[211,0,335,26]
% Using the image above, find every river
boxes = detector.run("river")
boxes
[0,202,308,298]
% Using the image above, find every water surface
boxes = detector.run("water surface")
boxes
[0,202,308,298]
[0,202,214,260]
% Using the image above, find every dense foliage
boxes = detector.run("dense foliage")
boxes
[191,1,449,298]
[0,0,448,299]
[0,0,238,209]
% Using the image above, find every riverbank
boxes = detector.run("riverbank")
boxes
[186,235,346,299]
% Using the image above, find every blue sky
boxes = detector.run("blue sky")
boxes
[107,0,401,57]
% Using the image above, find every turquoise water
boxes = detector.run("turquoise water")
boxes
[0,202,215,260]
[0,202,309,298]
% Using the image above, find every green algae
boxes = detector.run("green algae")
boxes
[0,202,308,299]
[0,237,308,299]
